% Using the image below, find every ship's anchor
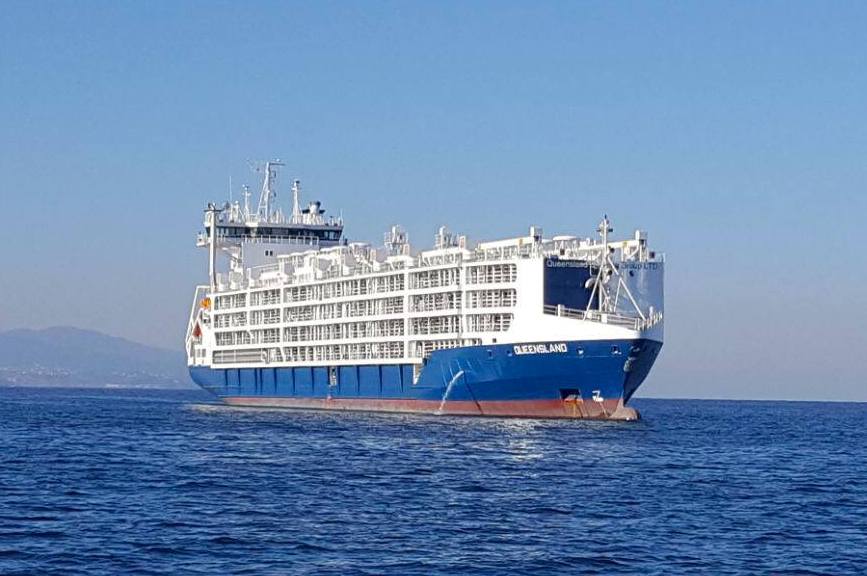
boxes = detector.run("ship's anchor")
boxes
[592,390,609,418]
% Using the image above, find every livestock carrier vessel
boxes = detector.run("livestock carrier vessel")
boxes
[186,162,664,419]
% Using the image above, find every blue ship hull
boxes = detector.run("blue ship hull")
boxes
[190,339,662,420]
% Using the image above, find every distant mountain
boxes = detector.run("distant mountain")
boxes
[0,327,193,389]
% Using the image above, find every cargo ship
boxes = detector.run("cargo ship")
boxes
[186,162,664,419]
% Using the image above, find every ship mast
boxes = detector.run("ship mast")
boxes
[242,185,251,220]
[256,160,284,222]
[204,203,221,290]
[586,215,646,321]
[597,215,612,312]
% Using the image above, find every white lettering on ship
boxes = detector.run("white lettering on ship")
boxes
[513,343,568,355]
[545,259,586,268]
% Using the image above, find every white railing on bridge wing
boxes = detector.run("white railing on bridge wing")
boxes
[198,233,322,248]
[237,235,321,246]
[542,304,663,331]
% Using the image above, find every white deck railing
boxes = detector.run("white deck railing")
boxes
[542,304,662,331]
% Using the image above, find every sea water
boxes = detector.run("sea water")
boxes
[0,387,865,575]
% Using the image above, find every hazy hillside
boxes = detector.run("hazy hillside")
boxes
[0,327,193,389]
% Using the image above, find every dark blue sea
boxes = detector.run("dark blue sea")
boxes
[1,387,866,575]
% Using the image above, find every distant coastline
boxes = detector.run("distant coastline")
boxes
[0,327,193,389]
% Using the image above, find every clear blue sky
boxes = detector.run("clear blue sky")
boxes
[2,1,865,400]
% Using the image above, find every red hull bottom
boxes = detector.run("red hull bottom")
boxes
[220,396,640,421]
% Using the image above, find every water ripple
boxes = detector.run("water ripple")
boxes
[1,388,866,574]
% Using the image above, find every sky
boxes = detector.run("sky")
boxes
[1,1,866,401]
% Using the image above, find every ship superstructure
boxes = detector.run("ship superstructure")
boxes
[186,163,664,419]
